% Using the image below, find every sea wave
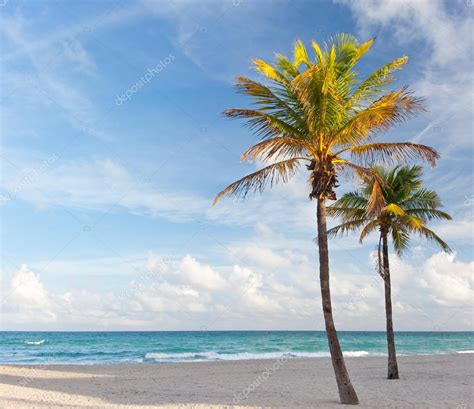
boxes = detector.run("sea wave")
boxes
[456,350,474,354]
[24,340,45,345]
[144,350,371,362]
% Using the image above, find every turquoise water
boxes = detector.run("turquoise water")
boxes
[1,331,472,364]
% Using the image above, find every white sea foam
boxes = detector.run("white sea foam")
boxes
[144,350,371,362]
[24,340,45,345]
[456,350,474,354]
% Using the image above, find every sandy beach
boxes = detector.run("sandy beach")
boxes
[1,354,472,408]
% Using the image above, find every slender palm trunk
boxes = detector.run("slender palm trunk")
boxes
[317,198,359,404]
[381,229,399,379]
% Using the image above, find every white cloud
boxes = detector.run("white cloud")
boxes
[1,157,210,221]
[179,255,228,290]
[1,12,110,140]
[1,265,67,323]
[433,218,474,243]
[1,153,321,229]
[341,0,473,151]
[343,0,470,65]
[231,265,283,313]
[229,245,291,270]
[2,238,473,330]
[418,252,474,306]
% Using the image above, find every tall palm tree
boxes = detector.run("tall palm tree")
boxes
[213,34,439,404]
[327,165,451,379]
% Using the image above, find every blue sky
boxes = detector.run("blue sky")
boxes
[1,0,472,331]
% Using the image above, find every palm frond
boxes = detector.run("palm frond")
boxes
[332,159,374,180]
[349,56,408,105]
[293,40,310,68]
[233,76,306,130]
[390,223,411,255]
[241,137,310,163]
[405,208,452,221]
[252,58,289,85]
[223,108,305,141]
[401,214,424,229]
[330,191,368,209]
[327,219,369,238]
[275,54,300,78]
[332,87,425,147]
[383,203,406,216]
[367,177,386,217]
[409,224,452,253]
[402,188,442,210]
[312,40,325,64]
[359,219,380,243]
[213,158,302,204]
[346,142,439,167]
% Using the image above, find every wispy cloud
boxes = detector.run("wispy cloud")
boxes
[341,0,473,150]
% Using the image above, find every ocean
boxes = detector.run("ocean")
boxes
[1,331,472,364]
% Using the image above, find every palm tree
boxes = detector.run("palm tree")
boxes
[327,165,451,379]
[213,34,439,404]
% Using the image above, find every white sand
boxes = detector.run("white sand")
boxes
[1,354,472,408]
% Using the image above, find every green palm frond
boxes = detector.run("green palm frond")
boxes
[327,218,370,238]
[402,188,442,209]
[233,76,307,132]
[413,225,452,253]
[223,108,305,141]
[349,56,408,104]
[331,88,425,147]
[327,192,368,219]
[359,219,381,243]
[405,208,452,221]
[327,164,451,254]
[391,223,411,255]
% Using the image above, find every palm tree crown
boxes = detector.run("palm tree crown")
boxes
[327,165,452,258]
[214,34,438,204]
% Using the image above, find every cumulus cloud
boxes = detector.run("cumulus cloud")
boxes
[418,252,474,306]
[1,265,67,323]
[2,240,473,330]
[179,255,228,290]
[229,245,291,270]
[231,265,283,313]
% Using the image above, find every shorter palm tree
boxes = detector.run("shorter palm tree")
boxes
[327,165,451,379]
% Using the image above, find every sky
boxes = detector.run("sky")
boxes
[0,0,472,331]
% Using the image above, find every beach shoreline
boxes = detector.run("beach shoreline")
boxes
[1,354,472,408]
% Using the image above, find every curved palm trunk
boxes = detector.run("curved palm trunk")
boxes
[317,198,359,404]
[381,230,399,379]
